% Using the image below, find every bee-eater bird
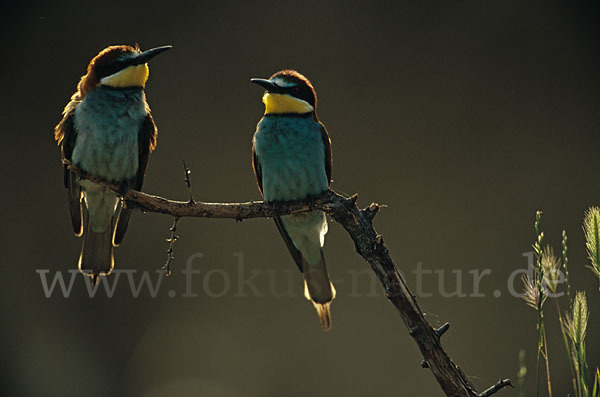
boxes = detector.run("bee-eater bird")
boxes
[251,70,336,330]
[54,44,171,285]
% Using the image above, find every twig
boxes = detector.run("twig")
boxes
[182,160,195,204]
[479,379,513,397]
[435,322,451,338]
[63,160,510,396]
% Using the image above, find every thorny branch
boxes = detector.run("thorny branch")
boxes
[64,160,511,397]
[160,216,179,276]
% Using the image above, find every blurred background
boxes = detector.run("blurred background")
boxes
[1,1,599,395]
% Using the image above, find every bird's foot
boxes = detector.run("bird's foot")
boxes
[117,181,130,197]
[305,195,318,210]
[305,193,325,210]
[74,167,88,183]
[269,200,284,217]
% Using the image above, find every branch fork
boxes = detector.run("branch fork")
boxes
[61,160,511,396]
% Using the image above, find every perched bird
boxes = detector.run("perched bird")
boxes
[54,44,171,285]
[251,70,336,330]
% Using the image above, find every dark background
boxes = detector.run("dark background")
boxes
[2,1,599,396]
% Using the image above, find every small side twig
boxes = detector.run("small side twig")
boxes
[478,379,513,397]
[160,217,179,276]
[182,160,195,204]
[435,322,450,338]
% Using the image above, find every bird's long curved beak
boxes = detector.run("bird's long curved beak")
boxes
[251,78,283,93]
[133,45,172,65]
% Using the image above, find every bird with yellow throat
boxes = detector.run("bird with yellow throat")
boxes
[251,70,336,330]
[54,44,171,285]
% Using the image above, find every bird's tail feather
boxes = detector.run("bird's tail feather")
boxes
[303,252,336,331]
[113,205,131,246]
[304,281,336,331]
[78,219,114,285]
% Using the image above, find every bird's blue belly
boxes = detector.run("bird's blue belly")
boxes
[71,87,147,182]
[254,116,328,202]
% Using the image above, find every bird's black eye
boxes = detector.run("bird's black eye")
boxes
[291,86,300,95]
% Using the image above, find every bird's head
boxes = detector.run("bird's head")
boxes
[76,44,171,96]
[251,70,317,115]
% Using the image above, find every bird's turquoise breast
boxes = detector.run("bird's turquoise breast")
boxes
[71,87,148,182]
[253,115,328,202]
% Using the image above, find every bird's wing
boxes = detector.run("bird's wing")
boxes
[251,143,263,195]
[113,113,157,245]
[55,101,83,236]
[320,122,333,186]
[274,216,304,273]
[134,112,158,190]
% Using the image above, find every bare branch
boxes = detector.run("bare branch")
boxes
[64,160,509,396]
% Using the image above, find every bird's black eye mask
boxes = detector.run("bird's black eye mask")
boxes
[277,83,315,107]
[95,59,132,80]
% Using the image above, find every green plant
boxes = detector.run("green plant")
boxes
[522,211,551,397]
[584,207,600,290]
[521,210,599,397]
[564,292,591,396]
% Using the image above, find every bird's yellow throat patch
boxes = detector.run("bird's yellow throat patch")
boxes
[100,64,149,88]
[262,93,314,114]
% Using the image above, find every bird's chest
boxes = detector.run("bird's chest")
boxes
[254,117,328,202]
[71,89,147,182]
